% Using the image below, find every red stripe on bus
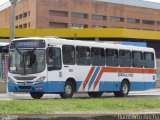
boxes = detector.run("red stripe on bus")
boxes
[93,67,105,90]
[93,67,156,90]
[102,67,156,74]
[83,67,95,90]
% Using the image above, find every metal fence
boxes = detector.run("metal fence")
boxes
[0,54,8,79]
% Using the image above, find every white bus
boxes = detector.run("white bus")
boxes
[8,37,157,99]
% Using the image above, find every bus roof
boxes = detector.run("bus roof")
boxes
[12,37,154,52]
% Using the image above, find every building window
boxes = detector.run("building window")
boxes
[49,22,68,28]
[127,18,140,24]
[23,12,27,18]
[16,16,18,20]
[92,25,106,28]
[19,14,23,19]
[157,21,160,26]
[110,16,124,22]
[23,23,27,28]
[62,45,75,65]
[71,23,88,28]
[15,26,18,28]
[49,10,68,17]
[142,20,155,25]
[19,25,23,28]
[92,15,107,20]
[71,12,88,19]
[76,46,91,65]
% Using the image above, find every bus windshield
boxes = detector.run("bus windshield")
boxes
[9,49,45,74]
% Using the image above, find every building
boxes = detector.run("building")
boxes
[1,0,160,81]
[1,0,160,31]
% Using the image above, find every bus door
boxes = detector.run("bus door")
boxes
[61,45,76,86]
[47,47,63,92]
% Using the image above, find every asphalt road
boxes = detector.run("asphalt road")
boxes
[0,88,160,100]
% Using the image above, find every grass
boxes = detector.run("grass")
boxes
[0,98,160,114]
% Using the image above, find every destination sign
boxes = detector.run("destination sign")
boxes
[10,40,45,49]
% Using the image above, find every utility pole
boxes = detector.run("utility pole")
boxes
[6,0,18,99]
[9,0,18,42]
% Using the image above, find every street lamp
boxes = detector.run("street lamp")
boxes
[9,0,18,42]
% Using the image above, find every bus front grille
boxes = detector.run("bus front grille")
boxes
[18,86,32,90]
[14,76,36,80]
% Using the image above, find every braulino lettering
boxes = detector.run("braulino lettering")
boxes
[118,73,133,77]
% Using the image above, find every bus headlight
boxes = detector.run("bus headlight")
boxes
[8,77,16,84]
[34,76,45,84]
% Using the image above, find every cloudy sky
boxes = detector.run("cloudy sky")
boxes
[0,0,160,5]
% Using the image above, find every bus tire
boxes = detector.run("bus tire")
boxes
[60,81,74,99]
[88,92,103,98]
[30,92,43,99]
[114,81,130,97]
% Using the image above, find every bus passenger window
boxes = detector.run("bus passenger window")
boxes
[91,47,105,66]
[62,45,75,65]
[47,47,62,71]
[106,49,118,67]
[76,46,91,65]
[144,52,155,68]
[119,50,131,67]
[132,51,143,68]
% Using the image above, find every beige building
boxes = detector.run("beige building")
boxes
[1,0,160,31]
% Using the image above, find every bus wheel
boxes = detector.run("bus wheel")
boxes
[88,92,103,98]
[114,81,130,97]
[60,81,74,99]
[30,92,43,99]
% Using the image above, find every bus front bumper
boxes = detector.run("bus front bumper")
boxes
[8,83,47,93]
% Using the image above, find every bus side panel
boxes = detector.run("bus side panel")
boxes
[130,82,145,91]
[129,72,144,91]
[47,70,65,93]
[75,66,94,92]
[98,72,120,92]
[144,73,156,90]
[46,81,65,93]
[76,66,120,92]
[99,81,121,92]
[77,67,120,92]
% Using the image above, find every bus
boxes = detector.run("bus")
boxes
[8,37,157,99]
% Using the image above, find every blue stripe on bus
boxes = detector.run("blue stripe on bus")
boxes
[8,81,155,93]
[77,81,82,91]
[88,67,101,90]
[99,81,155,91]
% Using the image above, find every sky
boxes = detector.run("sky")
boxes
[0,0,160,5]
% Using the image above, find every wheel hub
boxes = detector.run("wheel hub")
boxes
[122,84,128,94]
[65,85,72,95]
